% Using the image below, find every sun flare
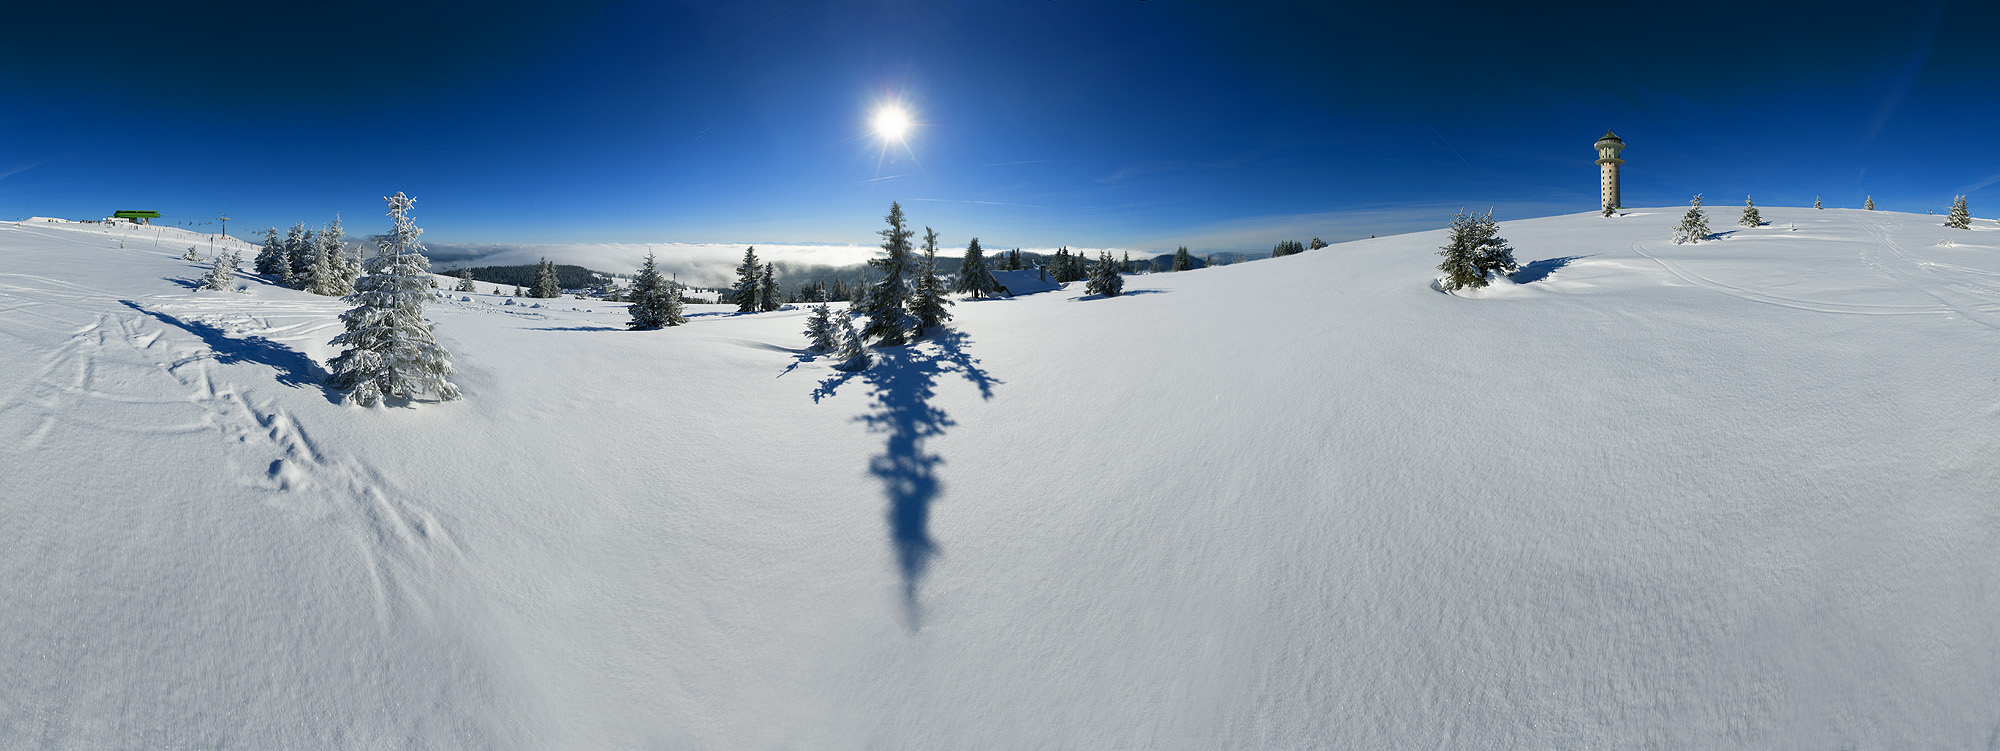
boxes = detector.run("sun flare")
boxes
[872,106,911,141]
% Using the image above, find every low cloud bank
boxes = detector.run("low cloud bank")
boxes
[425,241,1146,288]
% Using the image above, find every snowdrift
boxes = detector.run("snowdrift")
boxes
[2,208,1996,748]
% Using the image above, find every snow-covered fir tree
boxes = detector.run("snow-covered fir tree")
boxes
[316,215,356,296]
[181,246,200,261]
[953,236,1000,299]
[1172,246,1192,271]
[276,223,307,286]
[532,258,561,298]
[855,201,917,346]
[455,266,476,292]
[1814,196,1824,210]
[731,247,762,313]
[909,240,954,336]
[1865,196,1876,210]
[626,252,683,329]
[758,262,781,312]
[326,192,460,406]
[199,249,241,291]
[1086,251,1124,297]
[1945,195,1972,229]
[1673,194,1711,244]
[1434,209,1518,290]
[285,223,317,289]
[254,227,285,275]
[1468,210,1517,279]
[1740,195,1763,228]
[1309,237,1328,250]
[832,310,872,371]
[803,303,839,352]
[304,235,343,296]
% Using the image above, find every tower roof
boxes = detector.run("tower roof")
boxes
[1596,129,1623,144]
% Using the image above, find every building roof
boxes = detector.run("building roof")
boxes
[1595,130,1623,144]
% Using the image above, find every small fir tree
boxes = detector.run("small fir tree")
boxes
[627,252,684,329]
[182,246,200,261]
[1086,251,1124,297]
[1945,195,1972,229]
[1814,196,1824,210]
[327,192,460,406]
[1121,251,1133,273]
[1436,210,1489,291]
[1739,195,1763,228]
[909,241,954,336]
[1673,194,1711,244]
[1309,237,1328,250]
[455,266,477,292]
[732,246,762,313]
[1865,196,1875,210]
[856,201,917,346]
[513,285,524,297]
[1172,246,1192,271]
[953,236,1000,299]
[833,310,871,371]
[199,249,241,291]
[803,303,839,352]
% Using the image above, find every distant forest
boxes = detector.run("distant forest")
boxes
[446,264,603,290]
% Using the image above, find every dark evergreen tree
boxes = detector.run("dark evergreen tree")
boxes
[1468,210,1518,279]
[909,241,954,335]
[531,258,561,298]
[855,201,917,346]
[1086,251,1124,297]
[954,237,1000,299]
[627,252,684,329]
[1309,237,1328,250]
[1739,195,1763,227]
[1121,251,1133,273]
[1172,246,1192,271]
[1271,240,1305,257]
[732,246,762,313]
[1673,194,1711,244]
[1435,210,1488,291]
[758,262,781,311]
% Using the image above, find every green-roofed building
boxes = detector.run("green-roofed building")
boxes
[112,210,162,225]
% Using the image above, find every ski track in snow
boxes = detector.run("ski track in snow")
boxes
[0,261,463,633]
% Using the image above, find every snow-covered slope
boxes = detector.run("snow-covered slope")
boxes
[3,208,1996,748]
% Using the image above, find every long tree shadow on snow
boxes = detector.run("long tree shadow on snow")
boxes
[123,300,343,404]
[811,327,998,629]
[1509,255,1593,284]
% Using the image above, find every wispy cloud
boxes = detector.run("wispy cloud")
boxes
[1957,171,2000,196]
[857,174,908,184]
[907,198,1045,209]
[0,154,65,181]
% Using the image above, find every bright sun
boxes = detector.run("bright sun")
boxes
[873,106,911,141]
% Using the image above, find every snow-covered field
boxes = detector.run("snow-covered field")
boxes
[3,208,1997,748]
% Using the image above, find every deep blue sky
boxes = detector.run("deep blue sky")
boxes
[2,0,1995,254]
